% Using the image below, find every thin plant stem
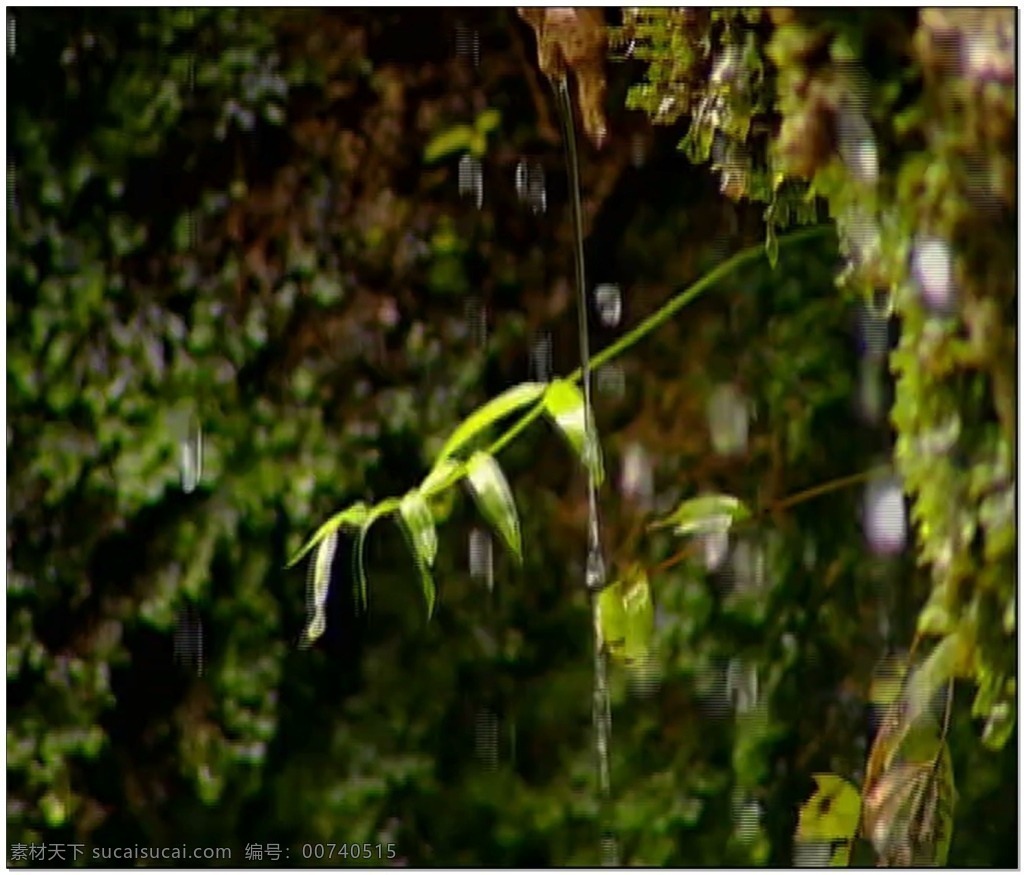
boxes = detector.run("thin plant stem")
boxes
[570,224,832,381]
[646,463,893,578]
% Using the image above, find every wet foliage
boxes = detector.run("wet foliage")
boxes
[7,8,1015,867]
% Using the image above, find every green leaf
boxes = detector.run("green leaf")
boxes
[596,564,654,663]
[421,458,463,497]
[542,379,604,485]
[906,633,971,725]
[399,490,438,567]
[305,612,326,644]
[981,700,1016,750]
[796,774,861,842]
[896,720,944,765]
[469,129,487,158]
[869,654,909,707]
[475,107,501,135]
[416,563,437,619]
[916,601,953,636]
[424,123,475,164]
[652,494,751,537]
[464,451,522,563]
[40,793,67,828]
[828,842,851,867]
[352,499,401,611]
[398,490,439,618]
[436,382,546,463]
[303,529,339,644]
[765,220,779,268]
[288,502,370,568]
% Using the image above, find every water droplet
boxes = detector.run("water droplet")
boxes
[695,658,732,718]
[912,236,955,312]
[627,649,662,698]
[180,412,203,494]
[529,333,553,382]
[858,302,889,359]
[458,154,483,209]
[726,658,759,714]
[454,22,480,68]
[867,288,894,320]
[600,834,620,867]
[593,284,622,327]
[596,363,625,398]
[173,605,204,675]
[474,708,499,770]
[8,161,17,213]
[707,383,749,456]
[469,528,493,591]
[585,548,607,591]
[840,206,881,268]
[732,791,763,843]
[794,842,832,867]
[802,539,818,571]
[698,526,730,572]
[838,108,879,186]
[581,427,604,479]
[629,132,646,168]
[856,359,885,425]
[464,297,488,348]
[725,536,769,596]
[863,477,906,556]
[514,159,547,214]
[619,442,654,511]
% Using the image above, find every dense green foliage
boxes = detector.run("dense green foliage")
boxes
[7,8,1015,867]
[618,8,1015,864]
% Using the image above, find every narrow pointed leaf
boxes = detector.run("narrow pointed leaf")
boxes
[303,530,338,644]
[399,490,438,567]
[436,382,546,464]
[464,451,522,563]
[475,107,501,135]
[302,613,326,648]
[288,502,370,568]
[415,563,437,619]
[796,774,862,842]
[652,494,751,536]
[352,499,401,612]
[424,123,475,164]
[397,491,439,619]
[543,379,605,485]
[543,379,585,452]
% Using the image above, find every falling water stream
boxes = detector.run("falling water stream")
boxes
[551,76,618,866]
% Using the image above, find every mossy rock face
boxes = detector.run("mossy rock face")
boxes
[619,8,1015,748]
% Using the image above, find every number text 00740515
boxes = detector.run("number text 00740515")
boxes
[301,843,397,861]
